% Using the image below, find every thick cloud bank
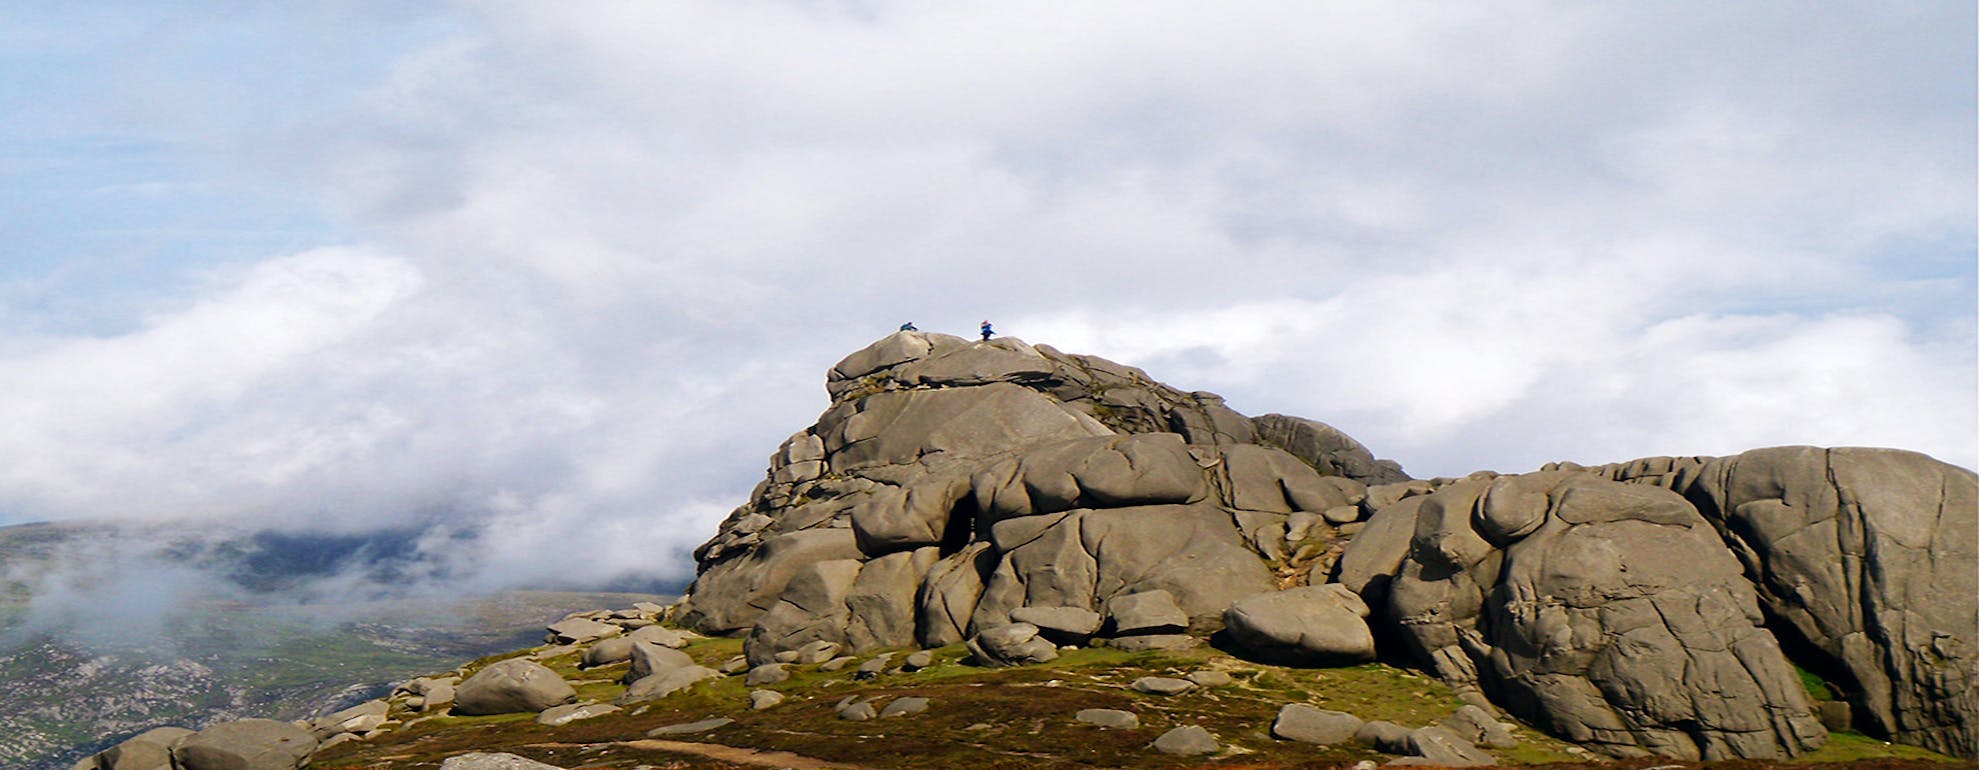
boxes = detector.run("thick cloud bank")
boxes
[0,2,1970,597]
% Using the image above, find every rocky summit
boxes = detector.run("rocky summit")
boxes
[68,333,1977,769]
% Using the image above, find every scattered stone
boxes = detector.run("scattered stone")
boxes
[1221,584,1376,665]
[1185,670,1232,687]
[1152,725,1219,756]
[438,752,567,770]
[581,637,638,668]
[1131,676,1196,695]
[720,656,749,674]
[1406,726,1494,766]
[1355,720,1413,754]
[1106,634,1200,652]
[625,642,695,683]
[454,659,578,716]
[627,624,690,648]
[1322,504,1361,525]
[546,617,622,645]
[745,663,790,686]
[855,654,894,678]
[1819,701,1853,733]
[838,700,878,721]
[1106,590,1188,635]
[749,690,785,710]
[1077,709,1140,729]
[794,640,843,665]
[617,665,721,705]
[536,702,620,726]
[172,719,318,770]
[1440,704,1517,749]
[880,697,931,717]
[819,656,858,672]
[1010,606,1104,645]
[646,717,734,736]
[967,623,1058,667]
[530,644,580,661]
[1273,703,1364,745]
[904,650,935,669]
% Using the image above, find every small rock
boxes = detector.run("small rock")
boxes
[749,690,785,710]
[720,656,750,674]
[838,701,877,721]
[1355,720,1413,753]
[1819,701,1853,733]
[880,697,931,717]
[1131,676,1197,695]
[1010,606,1105,644]
[646,717,734,736]
[820,656,858,672]
[1106,634,1200,652]
[1076,709,1140,729]
[1152,725,1219,756]
[773,650,801,663]
[1406,726,1494,766]
[627,625,690,648]
[745,663,790,686]
[1322,504,1361,524]
[855,653,895,678]
[968,623,1059,667]
[794,640,842,664]
[904,650,935,669]
[536,702,620,726]
[546,617,622,645]
[438,752,566,770]
[1272,703,1363,745]
[1440,704,1517,749]
[1185,671,1232,687]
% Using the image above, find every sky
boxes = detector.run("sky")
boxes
[1,2,1973,601]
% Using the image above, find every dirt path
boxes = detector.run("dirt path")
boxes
[616,738,884,770]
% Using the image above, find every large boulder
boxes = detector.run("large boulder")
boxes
[86,726,195,770]
[1578,447,1978,758]
[171,719,316,770]
[683,528,863,634]
[1251,413,1410,485]
[970,433,1206,522]
[1367,472,1826,760]
[453,658,578,716]
[1222,584,1376,665]
[746,559,863,666]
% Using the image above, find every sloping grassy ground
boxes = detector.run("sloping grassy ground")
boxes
[312,634,1965,770]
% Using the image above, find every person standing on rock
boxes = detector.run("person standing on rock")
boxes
[899,321,917,332]
[980,320,994,341]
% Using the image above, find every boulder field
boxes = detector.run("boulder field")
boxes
[678,331,1976,761]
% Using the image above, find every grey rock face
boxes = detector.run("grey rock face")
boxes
[1363,472,1825,760]
[1441,704,1517,749]
[453,659,577,716]
[171,719,317,770]
[1574,447,1979,758]
[438,753,567,770]
[1222,584,1376,665]
[1355,720,1413,753]
[1272,703,1363,745]
[624,642,695,683]
[1152,725,1220,756]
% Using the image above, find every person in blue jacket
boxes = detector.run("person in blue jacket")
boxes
[979,320,994,341]
[899,321,917,332]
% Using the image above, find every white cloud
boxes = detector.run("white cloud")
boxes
[0,2,1970,599]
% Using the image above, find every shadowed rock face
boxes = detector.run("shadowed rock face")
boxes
[1564,447,1979,758]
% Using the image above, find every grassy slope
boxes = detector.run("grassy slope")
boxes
[313,634,1964,770]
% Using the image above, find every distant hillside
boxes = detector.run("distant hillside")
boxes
[0,521,674,770]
